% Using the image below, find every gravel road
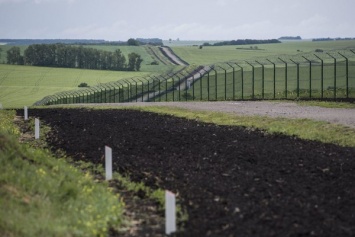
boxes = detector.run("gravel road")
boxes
[82,101,355,128]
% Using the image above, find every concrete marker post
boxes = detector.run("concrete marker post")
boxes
[35,118,40,139]
[165,190,176,235]
[105,146,112,180]
[24,106,28,120]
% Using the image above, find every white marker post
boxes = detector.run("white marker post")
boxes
[24,106,28,120]
[105,146,112,180]
[35,118,40,139]
[165,190,176,235]
[0,103,3,109]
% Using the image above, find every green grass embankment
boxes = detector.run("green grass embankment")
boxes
[0,110,124,236]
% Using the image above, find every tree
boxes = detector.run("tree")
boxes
[7,46,23,65]
[127,38,139,46]
[127,53,143,71]
[112,49,126,70]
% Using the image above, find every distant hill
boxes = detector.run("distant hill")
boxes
[278,36,302,40]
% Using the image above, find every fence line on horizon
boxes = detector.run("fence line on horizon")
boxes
[34,49,355,106]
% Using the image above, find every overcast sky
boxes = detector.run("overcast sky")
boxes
[0,0,354,41]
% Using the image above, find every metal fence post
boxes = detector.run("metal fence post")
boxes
[132,79,138,102]
[302,56,312,99]
[199,72,203,100]
[226,63,235,100]
[192,74,195,101]
[255,61,264,99]
[174,74,181,101]
[338,53,349,98]
[245,61,255,99]
[326,53,337,100]
[200,68,210,101]
[235,63,244,100]
[136,78,144,102]
[314,54,324,99]
[278,58,288,99]
[217,65,227,100]
[290,59,300,98]
[266,59,276,99]
[209,67,218,101]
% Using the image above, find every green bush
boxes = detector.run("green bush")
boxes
[78,82,89,87]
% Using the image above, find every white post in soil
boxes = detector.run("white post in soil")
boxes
[35,118,40,139]
[0,103,3,109]
[165,190,176,235]
[24,106,28,120]
[105,146,112,180]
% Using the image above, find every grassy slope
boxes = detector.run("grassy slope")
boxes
[171,40,355,65]
[0,110,124,237]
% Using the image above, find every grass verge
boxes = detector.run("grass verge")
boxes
[0,110,124,237]
[296,100,355,109]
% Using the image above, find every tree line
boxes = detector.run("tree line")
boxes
[6,44,143,71]
[203,39,281,46]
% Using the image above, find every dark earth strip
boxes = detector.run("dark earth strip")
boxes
[18,108,355,237]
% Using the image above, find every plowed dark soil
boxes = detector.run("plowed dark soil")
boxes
[19,108,355,237]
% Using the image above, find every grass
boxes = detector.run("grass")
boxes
[171,40,355,65]
[0,64,150,108]
[296,100,355,109]
[0,110,124,236]
[129,106,355,147]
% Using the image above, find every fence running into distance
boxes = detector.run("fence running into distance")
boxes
[34,49,355,106]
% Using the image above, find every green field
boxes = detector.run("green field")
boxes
[171,40,355,65]
[0,64,149,108]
